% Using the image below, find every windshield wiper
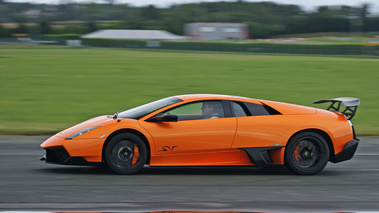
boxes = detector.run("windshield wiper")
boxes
[112,112,119,119]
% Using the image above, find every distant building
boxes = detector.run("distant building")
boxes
[23,9,41,18]
[81,29,184,41]
[185,23,249,41]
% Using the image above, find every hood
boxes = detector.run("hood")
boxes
[54,115,115,138]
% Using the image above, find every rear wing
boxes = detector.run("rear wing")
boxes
[313,97,360,120]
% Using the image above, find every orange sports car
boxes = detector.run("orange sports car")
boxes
[40,94,360,175]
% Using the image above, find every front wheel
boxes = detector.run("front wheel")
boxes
[285,132,329,175]
[105,133,147,174]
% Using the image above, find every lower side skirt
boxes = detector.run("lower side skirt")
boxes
[241,146,284,168]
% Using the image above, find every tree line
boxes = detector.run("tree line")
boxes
[0,0,378,38]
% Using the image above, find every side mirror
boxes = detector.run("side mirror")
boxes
[147,114,178,122]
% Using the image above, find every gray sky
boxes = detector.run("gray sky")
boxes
[6,0,379,14]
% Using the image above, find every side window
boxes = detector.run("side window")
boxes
[231,101,280,116]
[163,101,225,121]
[231,102,248,117]
[244,102,270,116]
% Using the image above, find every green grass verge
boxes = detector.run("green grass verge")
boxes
[0,45,378,135]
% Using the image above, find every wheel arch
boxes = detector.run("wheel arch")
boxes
[102,129,151,164]
[286,129,335,162]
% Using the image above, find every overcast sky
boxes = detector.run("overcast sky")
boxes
[6,0,379,14]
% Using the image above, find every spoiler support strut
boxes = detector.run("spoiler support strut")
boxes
[314,97,360,120]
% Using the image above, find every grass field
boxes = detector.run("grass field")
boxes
[0,45,378,135]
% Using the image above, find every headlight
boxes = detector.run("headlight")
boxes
[65,126,100,140]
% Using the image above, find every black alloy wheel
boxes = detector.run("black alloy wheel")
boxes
[105,133,147,174]
[285,131,330,175]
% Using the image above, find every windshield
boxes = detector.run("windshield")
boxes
[117,97,182,119]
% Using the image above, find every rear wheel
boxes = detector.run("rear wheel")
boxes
[285,132,329,175]
[105,133,147,174]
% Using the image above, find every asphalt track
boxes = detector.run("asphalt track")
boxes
[0,135,379,212]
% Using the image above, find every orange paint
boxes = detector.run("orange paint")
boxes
[41,94,357,170]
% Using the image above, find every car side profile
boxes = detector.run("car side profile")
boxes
[40,94,360,175]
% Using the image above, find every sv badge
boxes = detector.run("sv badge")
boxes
[159,146,178,151]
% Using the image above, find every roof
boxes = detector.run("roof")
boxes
[174,94,252,101]
[81,29,184,40]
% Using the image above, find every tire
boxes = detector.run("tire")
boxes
[105,133,147,175]
[285,131,329,175]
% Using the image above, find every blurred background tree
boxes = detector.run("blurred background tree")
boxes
[0,1,378,38]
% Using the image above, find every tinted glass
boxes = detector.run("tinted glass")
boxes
[118,97,182,119]
[163,101,224,121]
[244,102,270,116]
[231,102,247,117]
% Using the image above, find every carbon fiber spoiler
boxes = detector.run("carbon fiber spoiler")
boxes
[314,97,360,120]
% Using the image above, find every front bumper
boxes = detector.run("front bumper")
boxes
[41,146,94,165]
[332,139,359,163]
[40,134,105,163]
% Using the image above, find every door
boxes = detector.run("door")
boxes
[139,101,237,165]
